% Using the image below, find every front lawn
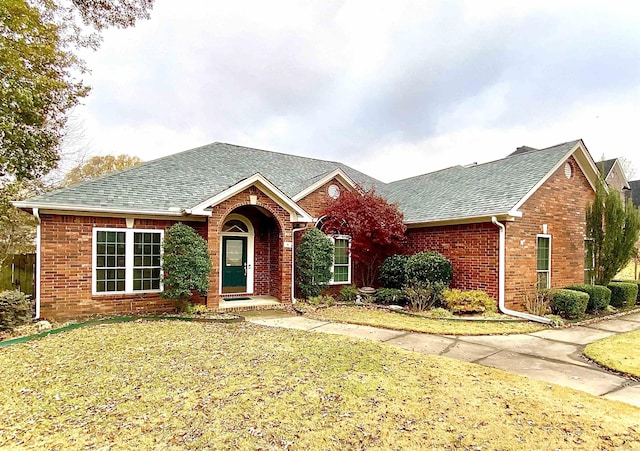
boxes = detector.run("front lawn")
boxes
[304,305,547,335]
[583,329,640,378]
[1,321,638,449]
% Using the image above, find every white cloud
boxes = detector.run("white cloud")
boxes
[68,0,640,182]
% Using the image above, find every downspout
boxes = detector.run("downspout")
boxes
[33,208,41,320]
[491,216,551,324]
[291,225,307,304]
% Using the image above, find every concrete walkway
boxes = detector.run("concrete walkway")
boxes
[242,310,640,407]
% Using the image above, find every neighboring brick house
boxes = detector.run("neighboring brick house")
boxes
[599,158,631,197]
[629,180,640,208]
[16,140,601,320]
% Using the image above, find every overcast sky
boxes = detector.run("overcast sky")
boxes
[71,0,640,182]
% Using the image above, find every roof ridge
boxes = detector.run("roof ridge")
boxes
[216,142,344,166]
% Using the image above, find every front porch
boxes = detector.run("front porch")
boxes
[205,186,303,310]
[216,295,284,312]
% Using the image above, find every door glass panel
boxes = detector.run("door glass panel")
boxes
[226,240,243,266]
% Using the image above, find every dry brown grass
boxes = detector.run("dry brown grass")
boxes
[584,329,640,378]
[305,305,547,335]
[0,320,638,450]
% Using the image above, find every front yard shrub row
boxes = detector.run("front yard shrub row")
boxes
[565,284,611,311]
[607,282,639,308]
[377,252,454,312]
[0,290,32,331]
[550,289,589,319]
[612,279,640,304]
[442,289,497,314]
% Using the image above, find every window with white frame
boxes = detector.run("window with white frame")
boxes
[331,235,351,284]
[536,235,551,290]
[94,228,163,294]
[584,238,595,285]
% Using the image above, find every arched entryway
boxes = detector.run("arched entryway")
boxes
[219,206,284,298]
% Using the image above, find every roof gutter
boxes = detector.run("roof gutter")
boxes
[33,208,41,320]
[491,216,551,324]
[12,201,195,217]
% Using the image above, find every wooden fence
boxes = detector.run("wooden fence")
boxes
[0,254,36,297]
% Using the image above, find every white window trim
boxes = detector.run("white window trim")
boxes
[536,234,552,290]
[329,235,351,285]
[92,227,164,295]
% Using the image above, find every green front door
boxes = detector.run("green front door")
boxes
[222,236,247,293]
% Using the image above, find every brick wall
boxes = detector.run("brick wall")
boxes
[406,222,499,299]
[38,215,207,320]
[296,178,353,218]
[504,156,595,309]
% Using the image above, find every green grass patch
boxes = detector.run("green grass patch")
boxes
[584,329,640,378]
[305,305,547,335]
[0,321,638,449]
[617,261,639,281]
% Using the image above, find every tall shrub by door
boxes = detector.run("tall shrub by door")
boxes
[161,223,211,307]
[295,228,333,298]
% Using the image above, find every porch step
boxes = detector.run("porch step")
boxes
[215,296,284,313]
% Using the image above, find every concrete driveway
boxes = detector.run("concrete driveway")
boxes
[243,310,640,407]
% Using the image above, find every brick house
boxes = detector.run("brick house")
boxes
[599,158,631,197]
[15,140,601,320]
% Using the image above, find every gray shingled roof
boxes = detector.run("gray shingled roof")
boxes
[385,140,580,223]
[22,142,384,214]
[19,140,584,223]
[599,158,616,178]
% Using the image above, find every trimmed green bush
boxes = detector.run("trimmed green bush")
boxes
[374,288,406,305]
[378,255,409,289]
[161,223,212,306]
[442,289,497,314]
[612,279,640,304]
[565,284,611,311]
[339,285,359,302]
[550,289,589,319]
[405,251,453,287]
[295,228,333,298]
[0,290,32,331]
[607,282,639,308]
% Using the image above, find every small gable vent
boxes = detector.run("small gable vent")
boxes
[565,162,573,179]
